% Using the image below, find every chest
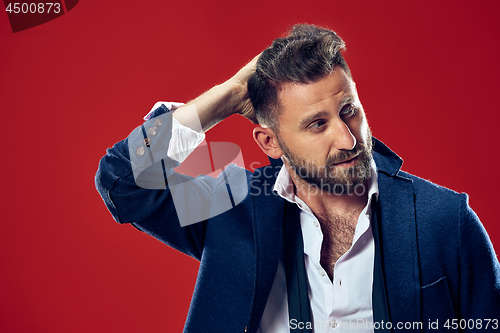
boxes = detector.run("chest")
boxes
[317,212,361,278]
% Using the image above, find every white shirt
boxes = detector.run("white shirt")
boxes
[148,102,380,333]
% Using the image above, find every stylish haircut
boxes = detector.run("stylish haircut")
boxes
[248,24,351,130]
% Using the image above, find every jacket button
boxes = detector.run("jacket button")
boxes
[148,126,157,136]
[135,146,145,157]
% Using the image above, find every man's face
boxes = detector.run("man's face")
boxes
[275,66,373,195]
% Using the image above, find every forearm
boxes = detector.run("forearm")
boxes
[173,80,244,132]
[95,106,210,258]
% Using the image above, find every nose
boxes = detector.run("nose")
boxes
[332,119,356,151]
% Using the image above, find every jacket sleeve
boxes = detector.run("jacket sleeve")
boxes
[459,194,500,322]
[95,104,221,260]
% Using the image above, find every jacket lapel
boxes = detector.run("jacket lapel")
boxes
[373,139,421,328]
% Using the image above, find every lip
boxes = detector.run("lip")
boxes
[334,155,359,167]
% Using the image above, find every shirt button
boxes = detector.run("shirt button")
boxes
[136,146,145,157]
[318,268,326,276]
[313,220,319,227]
[148,126,158,136]
[330,319,338,328]
[154,118,163,127]
[143,138,151,147]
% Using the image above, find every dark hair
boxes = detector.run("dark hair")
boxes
[248,24,351,130]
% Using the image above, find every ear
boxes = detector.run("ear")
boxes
[253,126,283,159]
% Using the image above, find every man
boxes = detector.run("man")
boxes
[95,24,500,332]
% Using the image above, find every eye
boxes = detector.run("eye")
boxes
[308,120,327,130]
[340,104,357,118]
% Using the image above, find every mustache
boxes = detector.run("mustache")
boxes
[326,142,368,165]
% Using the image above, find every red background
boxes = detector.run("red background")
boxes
[1,0,499,332]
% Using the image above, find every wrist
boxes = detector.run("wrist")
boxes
[219,78,249,116]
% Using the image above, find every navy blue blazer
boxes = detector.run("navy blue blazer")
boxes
[96,106,500,332]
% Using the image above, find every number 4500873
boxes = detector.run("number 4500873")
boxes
[5,3,61,14]
[443,319,498,330]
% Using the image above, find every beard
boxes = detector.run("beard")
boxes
[277,129,373,195]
